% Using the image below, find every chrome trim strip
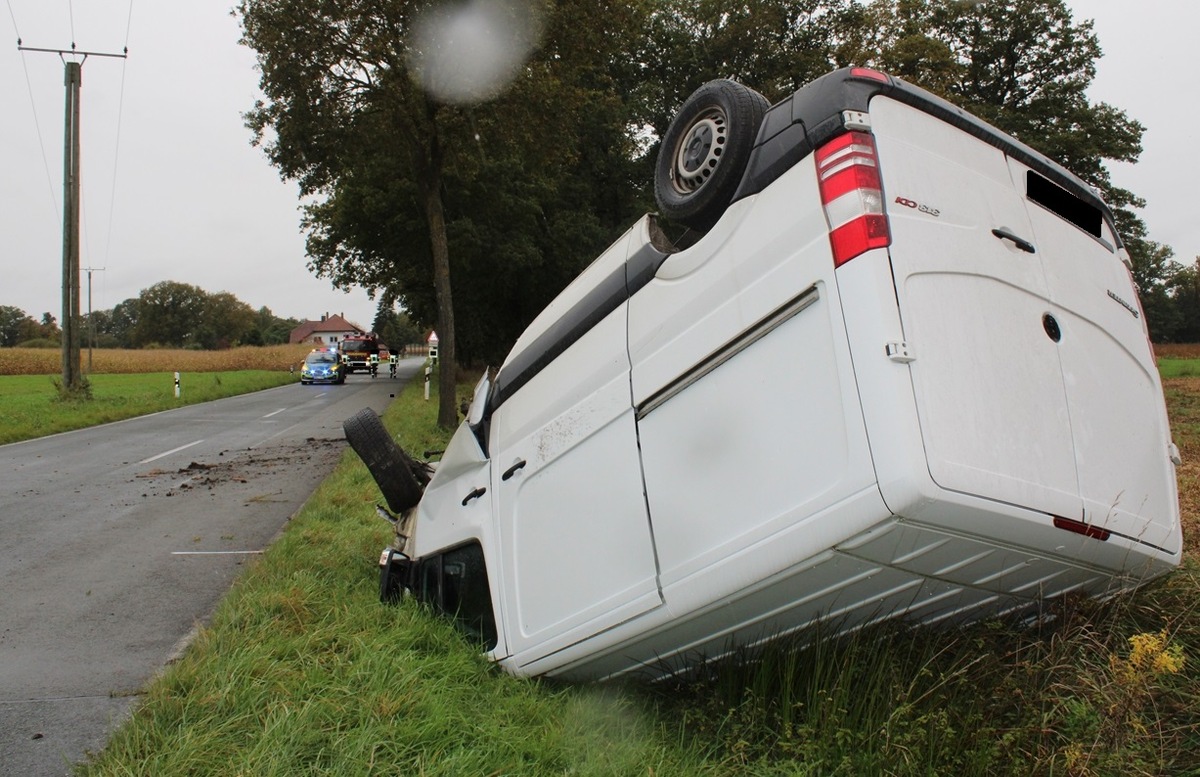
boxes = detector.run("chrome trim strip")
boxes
[636,284,820,420]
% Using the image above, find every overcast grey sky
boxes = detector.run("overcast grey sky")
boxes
[1,2,381,329]
[1,2,1194,333]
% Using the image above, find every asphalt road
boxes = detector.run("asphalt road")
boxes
[0,358,424,775]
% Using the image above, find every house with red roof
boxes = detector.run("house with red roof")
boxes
[289,313,367,346]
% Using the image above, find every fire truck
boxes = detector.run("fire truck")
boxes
[339,334,381,373]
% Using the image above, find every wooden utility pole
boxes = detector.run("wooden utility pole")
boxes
[62,60,81,390]
[17,45,126,394]
[83,266,105,373]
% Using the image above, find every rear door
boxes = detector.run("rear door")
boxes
[869,96,1082,521]
[1012,158,1179,551]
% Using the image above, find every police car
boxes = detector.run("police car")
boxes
[299,348,346,385]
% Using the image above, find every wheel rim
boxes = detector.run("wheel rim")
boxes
[670,108,727,194]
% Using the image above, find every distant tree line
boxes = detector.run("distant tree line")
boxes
[0,308,60,347]
[0,281,301,349]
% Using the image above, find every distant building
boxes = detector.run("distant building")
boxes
[289,313,366,346]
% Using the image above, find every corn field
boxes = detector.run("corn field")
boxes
[0,345,313,376]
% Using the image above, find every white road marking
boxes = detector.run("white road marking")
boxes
[138,439,205,465]
[171,550,264,556]
[262,408,288,418]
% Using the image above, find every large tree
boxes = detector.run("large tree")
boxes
[841,0,1144,220]
[635,0,849,136]
[0,306,28,347]
[132,281,209,348]
[196,292,258,349]
[108,298,140,349]
[238,0,653,422]
[238,0,464,425]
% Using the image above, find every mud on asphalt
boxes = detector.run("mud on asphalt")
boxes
[133,438,347,501]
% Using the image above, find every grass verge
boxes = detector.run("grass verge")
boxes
[1158,358,1200,379]
[77,374,1200,776]
[78,373,707,776]
[0,371,298,445]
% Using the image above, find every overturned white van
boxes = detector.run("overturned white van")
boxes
[345,67,1181,681]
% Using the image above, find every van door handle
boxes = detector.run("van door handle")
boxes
[501,459,527,481]
[991,227,1036,254]
[461,486,487,506]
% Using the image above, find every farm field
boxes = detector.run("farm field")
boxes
[0,345,313,445]
[0,344,311,376]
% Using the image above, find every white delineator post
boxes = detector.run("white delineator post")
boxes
[174,372,181,398]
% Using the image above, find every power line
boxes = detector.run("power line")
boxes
[6,0,62,224]
[10,0,136,329]
[103,0,134,267]
[4,0,18,39]
[122,0,132,51]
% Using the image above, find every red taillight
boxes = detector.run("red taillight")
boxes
[849,67,890,84]
[816,131,890,266]
[1053,516,1111,542]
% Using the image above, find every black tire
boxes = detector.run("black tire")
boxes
[343,408,428,513]
[654,80,770,232]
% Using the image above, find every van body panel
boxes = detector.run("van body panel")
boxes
[384,68,1180,682]
[511,486,893,680]
[491,305,662,664]
[628,160,877,590]
[831,251,930,515]
[1008,158,1180,552]
[531,494,1145,682]
[869,96,1084,523]
[637,288,861,586]
[410,422,493,563]
[869,95,1178,556]
[628,161,831,405]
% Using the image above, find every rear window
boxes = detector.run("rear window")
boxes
[1026,170,1102,238]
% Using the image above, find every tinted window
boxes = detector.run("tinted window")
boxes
[418,542,497,650]
[305,352,339,365]
[1026,170,1102,238]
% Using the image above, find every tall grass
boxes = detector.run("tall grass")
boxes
[80,374,708,776]
[661,578,1198,774]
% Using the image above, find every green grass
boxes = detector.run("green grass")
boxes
[73,371,1200,775]
[0,371,297,445]
[1158,358,1200,378]
[78,374,708,776]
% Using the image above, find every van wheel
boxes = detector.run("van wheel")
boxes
[343,408,429,513]
[655,80,770,232]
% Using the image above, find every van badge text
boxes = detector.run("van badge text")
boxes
[1107,290,1139,319]
[894,196,940,217]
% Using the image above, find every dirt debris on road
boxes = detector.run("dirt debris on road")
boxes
[133,438,346,500]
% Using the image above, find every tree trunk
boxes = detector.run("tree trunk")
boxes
[426,190,458,429]
[417,119,458,429]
